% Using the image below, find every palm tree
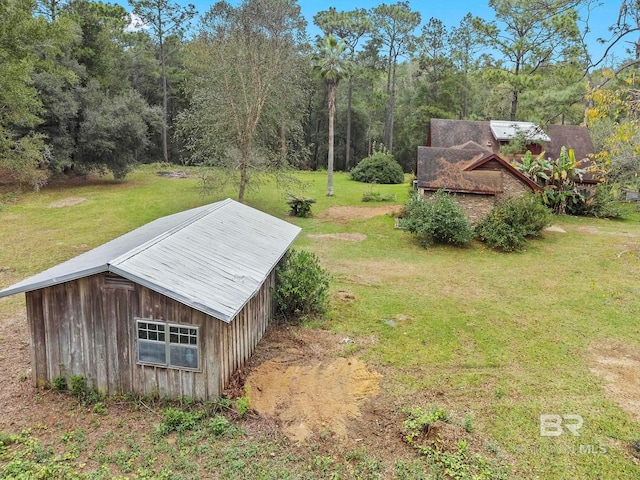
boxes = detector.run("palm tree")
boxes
[312,35,351,196]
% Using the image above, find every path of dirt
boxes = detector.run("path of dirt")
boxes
[307,233,367,242]
[48,197,87,208]
[317,205,401,224]
[578,225,640,238]
[588,342,640,422]
[247,357,382,442]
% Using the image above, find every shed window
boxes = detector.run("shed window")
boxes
[136,319,199,371]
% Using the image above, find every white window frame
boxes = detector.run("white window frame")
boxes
[136,318,200,372]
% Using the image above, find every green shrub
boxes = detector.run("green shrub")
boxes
[476,194,551,252]
[52,376,67,391]
[351,152,405,184]
[286,195,316,217]
[275,249,330,318]
[399,190,474,247]
[156,407,204,435]
[207,415,237,437]
[579,184,624,218]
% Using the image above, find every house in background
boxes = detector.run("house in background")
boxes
[0,199,300,400]
[427,119,600,186]
[417,119,599,221]
[416,142,542,223]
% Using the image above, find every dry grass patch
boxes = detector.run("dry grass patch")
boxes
[317,205,401,224]
[48,197,87,208]
[588,341,640,422]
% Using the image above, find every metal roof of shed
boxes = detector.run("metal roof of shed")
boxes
[489,120,551,143]
[0,199,301,323]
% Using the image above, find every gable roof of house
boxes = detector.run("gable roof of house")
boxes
[0,199,301,323]
[427,119,599,183]
[417,147,542,194]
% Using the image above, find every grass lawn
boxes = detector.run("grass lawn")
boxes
[0,165,639,479]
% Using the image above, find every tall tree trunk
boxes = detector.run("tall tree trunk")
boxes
[327,83,336,196]
[510,90,518,121]
[160,26,169,163]
[279,122,287,159]
[238,145,249,202]
[386,58,398,153]
[345,77,353,170]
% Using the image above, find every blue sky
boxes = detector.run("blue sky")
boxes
[131,0,633,66]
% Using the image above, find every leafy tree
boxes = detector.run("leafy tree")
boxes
[77,85,161,179]
[312,34,352,196]
[370,1,420,153]
[177,0,308,202]
[473,0,583,120]
[0,0,51,189]
[449,13,482,119]
[129,0,195,163]
[586,71,640,185]
[314,7,371,170]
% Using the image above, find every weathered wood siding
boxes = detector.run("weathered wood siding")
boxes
[25,269,275,399]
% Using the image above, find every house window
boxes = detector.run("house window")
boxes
[136,318,199,371]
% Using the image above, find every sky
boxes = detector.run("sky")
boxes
[127,0,633,66]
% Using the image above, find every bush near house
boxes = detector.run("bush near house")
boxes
[399,190,474,248]
[350,151,405,184]
[475,194,551,252]
[275,249,329,319]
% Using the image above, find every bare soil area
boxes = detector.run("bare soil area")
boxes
[247,357,382,442]
[317,205,401,224]
[48,197,87,208]
[307,233,367,242]
[588,341,640,421]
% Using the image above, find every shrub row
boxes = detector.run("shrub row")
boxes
[401,191,552,252]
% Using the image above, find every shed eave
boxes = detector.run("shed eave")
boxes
[0,265,109,298]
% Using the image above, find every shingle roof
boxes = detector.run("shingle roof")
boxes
[427,119,599,183]
[0,199,301,323]
[417,147,542,194]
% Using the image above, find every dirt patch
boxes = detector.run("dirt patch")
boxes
[308,233,367,242]
[577,225,639,238]
[247,357,382,442]
[317,205,401,224]
[156,171,193,179]
[544,225,566,233]
[48,197,87,208]
[588,342,640,421]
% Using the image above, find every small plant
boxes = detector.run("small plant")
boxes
[402,405,450,445]
[463,413,475,433]
[156,407,204,435]
[52,376,67,391]
[207,415,236,437]
[275,249,330,319]
[92,401,108,415]
[351,151,405,184]
[69,375,87,398]
[399,190,474,248]
[286,195,316,217]
[235,395,250,418]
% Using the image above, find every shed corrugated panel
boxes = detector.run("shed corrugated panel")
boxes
[113,201,299,322]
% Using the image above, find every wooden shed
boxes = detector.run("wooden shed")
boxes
[0,199,301,399]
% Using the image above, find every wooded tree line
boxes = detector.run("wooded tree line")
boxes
[2,0,640,197]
